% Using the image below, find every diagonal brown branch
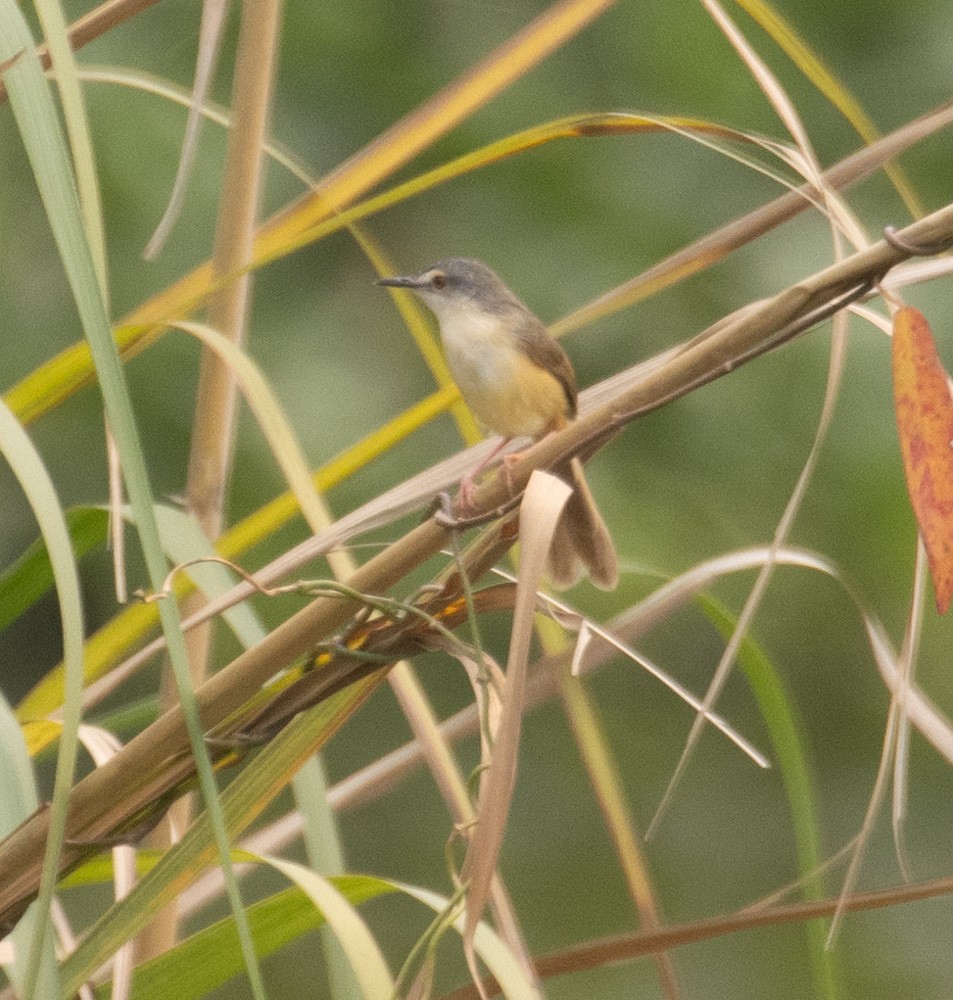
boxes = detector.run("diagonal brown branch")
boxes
[439,869,953,1000]
[0,206,951,932]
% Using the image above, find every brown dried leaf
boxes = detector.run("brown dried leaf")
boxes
[893,306,953,613]
[460,471,572,995]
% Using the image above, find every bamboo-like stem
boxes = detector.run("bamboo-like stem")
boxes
[139,0,283,963]
[186,0,280,538]
[169,0,281,727]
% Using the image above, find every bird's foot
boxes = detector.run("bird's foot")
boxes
[501,449,527,495]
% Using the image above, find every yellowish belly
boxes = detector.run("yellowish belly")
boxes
[446,338,568,439]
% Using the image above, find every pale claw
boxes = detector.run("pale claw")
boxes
[458,474,478,513]
[501,450,525,495]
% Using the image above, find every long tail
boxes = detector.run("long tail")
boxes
[547,457,618,590]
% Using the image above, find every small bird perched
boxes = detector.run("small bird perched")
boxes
[378,257,617,590]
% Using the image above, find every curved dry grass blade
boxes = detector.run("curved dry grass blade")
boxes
[252,855,395,999]
[704,0,870,257]
[423,636,506,780]
[277,113,754,266]
[461,471,572,992]
[706,0,820,173]
[546,601,767,765]
[143,0,230,259]
[78,65,312,183]
[550,98,953,337]
[866,612,953,766]
[77,724,136,999]
[732,0,923,216]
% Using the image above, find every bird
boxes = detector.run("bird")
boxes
[378,257,617,590]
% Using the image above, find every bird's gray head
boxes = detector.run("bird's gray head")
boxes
[377,257,524,322]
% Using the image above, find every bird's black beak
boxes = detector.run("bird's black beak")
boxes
[376,275,419,288]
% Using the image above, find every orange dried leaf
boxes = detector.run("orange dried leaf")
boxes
[893,306,953,613]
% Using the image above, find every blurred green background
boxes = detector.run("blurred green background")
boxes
[3,1,953,997]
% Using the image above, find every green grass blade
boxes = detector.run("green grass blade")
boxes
[32,0,108,298]
[698,593,839,1000]
[291,757,358,999]
[0,507,107,632]
[58,673,385,997]
[0,395,86,998]
[94,873,539,1000]
[92,879,398,1000]
[0,7,264,996]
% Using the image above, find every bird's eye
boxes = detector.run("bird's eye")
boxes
[431,272,447,289]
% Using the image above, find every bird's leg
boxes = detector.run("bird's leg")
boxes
[459,437,511,512]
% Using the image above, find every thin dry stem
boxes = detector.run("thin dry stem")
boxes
[557,665,681,998]
[440,870,953,1000]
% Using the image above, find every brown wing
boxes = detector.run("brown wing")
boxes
[513,313,578,420]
